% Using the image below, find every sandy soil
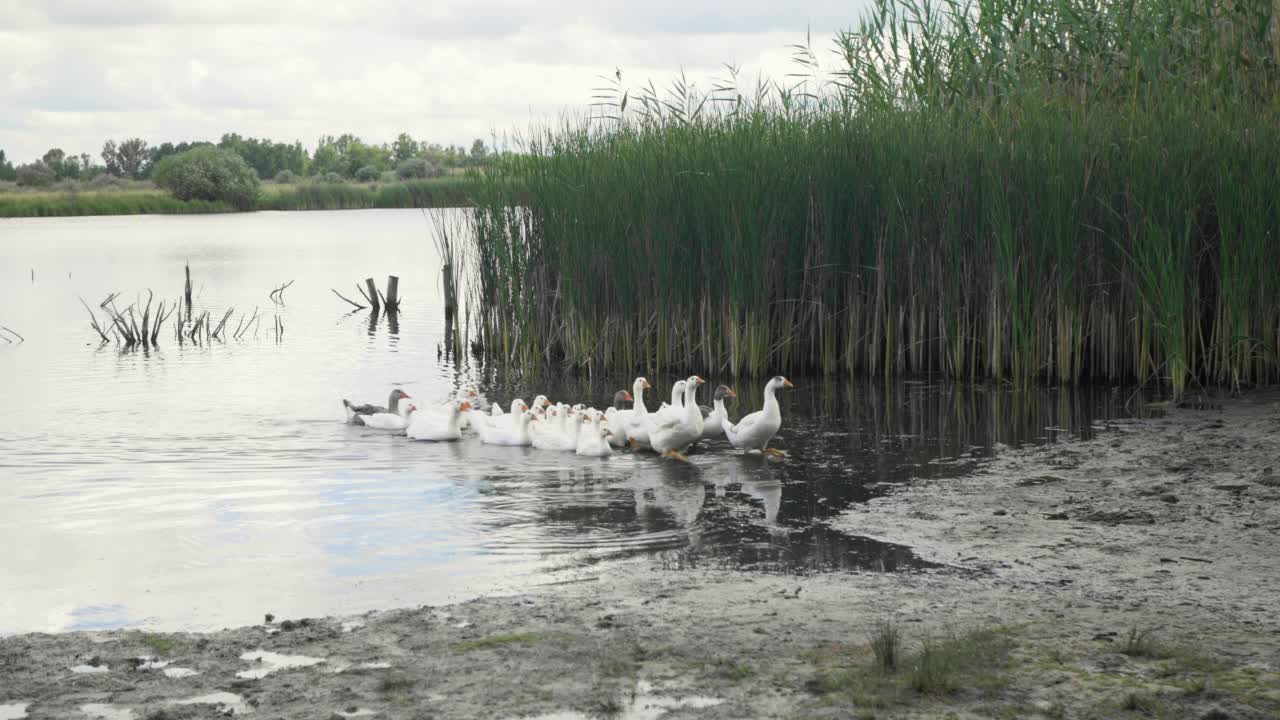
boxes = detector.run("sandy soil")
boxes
[2,392,1278,720]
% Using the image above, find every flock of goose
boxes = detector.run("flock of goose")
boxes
[341,375,796,461]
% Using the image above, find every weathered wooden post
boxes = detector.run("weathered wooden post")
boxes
[365,277,381,315]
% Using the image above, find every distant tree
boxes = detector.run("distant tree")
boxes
[218,133,307,179]
[0,150,19,181]
[102,138,149,179]
[88,173,126,189]
[101,140,121,175]
[40,148,82,180]
[343,139,391,177]
[274,169,297,183]
[152,146,260,210]
[15,161,56,187]
[145,141,211,176]
[395,157,440,179]
[354,165,380,182]
[392,133,418,163]
[469,138,489,163]
[310,139,344,177]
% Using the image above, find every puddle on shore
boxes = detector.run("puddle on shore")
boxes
[70,663,108,674]
[163,667,199,678]
[334,710,377,718]
[0,704,29,720]
[330,660,391,674]
[518,680,722,720]
[236,650,326,679]
[171,692,251,715]
[80,704,134,720]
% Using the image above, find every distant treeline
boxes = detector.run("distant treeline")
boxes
[0,177,475,218]
[0,132,494,188]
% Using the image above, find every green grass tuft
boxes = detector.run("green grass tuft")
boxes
[868,620,901,673]
[140,633,177,654]
[1120,628,1167,659]
[453,632,545,652]
[814,627,1013,708]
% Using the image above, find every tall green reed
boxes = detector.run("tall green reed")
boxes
[461,0,1280,393]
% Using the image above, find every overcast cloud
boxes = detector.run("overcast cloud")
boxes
[0,1,868,163]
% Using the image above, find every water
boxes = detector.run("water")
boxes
[0,210,1134,634]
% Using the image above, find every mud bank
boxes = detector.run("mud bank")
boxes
[2,393,1278,719]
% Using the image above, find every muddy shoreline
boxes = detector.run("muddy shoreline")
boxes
[3,392,1278,719]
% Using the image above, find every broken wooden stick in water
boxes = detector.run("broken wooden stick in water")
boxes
[331,288,367,309]
[184,263,193,322]
[81,298,110,343]
[384,275,400,312]
[268,280,295,304]
[151,300,174,346]
[211,307,235,340]
[234,307,259,340]
[139,291,154,346]
[364,278,381,315]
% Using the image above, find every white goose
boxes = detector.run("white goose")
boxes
[407,400,472,441]
[575,413,613,457]
[724,376,794,457]
[603,389,634,447]
[472,398,528,432]
[532,405,580,451]
[476,409,535,446]
[647,375,705,460]
[617,377,653,449]
[655,380,687,421]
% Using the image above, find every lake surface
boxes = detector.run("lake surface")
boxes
[0,210,1134,634]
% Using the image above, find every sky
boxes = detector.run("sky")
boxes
[0,1,870,164]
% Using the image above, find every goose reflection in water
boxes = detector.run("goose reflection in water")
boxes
[625,461,708,530]
[726,458,783,528]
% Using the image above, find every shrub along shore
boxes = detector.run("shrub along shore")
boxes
[0,177,473,217]
[461,0,1280,394]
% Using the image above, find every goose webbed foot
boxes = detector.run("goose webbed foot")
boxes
[660,450,690,462]
[763,447,787,458]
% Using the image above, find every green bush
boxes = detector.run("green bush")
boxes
[354,165,380,182]
[152,146,260,210]
[274,170,297,184]
[396,157,440,179]
[15,162,55,187]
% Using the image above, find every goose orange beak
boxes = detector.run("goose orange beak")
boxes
[642,379,652,389]
[694,376,705,385]
[783,379,795,388]
[727,388,737,398]
[460,401,473,411]
[623,391,634,401]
